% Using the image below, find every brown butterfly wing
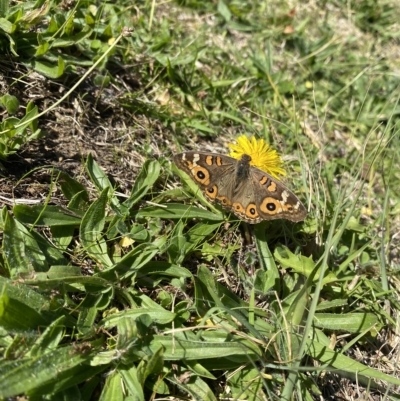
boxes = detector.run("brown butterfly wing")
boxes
[173,152,237,209]
[249,167,307,222]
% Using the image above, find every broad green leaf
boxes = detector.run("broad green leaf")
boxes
[282,281,309,328]
[28,56,65,79]
[77,306,98,336]
[34,365,107,397]
[136,261,192,279]
[0,11,15,27]
[0,94,19,114]
[195,266,247,313]
[14,104,38,136]
[137,344,164,385]
[119,366,145,401]
[228,365,265,401]
[85,154,119,210]
[0,0,7,15]
[30,228,67,267]
[337,240,372,274]
[53,386,82,400]
[313,313,380,333]
[69,191,91,211]
[144,376,169,395]
[186,221,222,250]
[46,265,82,278]
[13,204,82,226]
[167,220,186,263]
[209,110,249,125]
[99,243,159,280]
[63,9,75,35]
[3,210,36,276]
[0,18,13,33]
[217,0,232,22]
[50,225,74,251]
[93,73,111,86]
[315,299,350,311]
[124,223,149,242]
[123,159,161,209]
[25,101,38,132]
[0,345,97,398]
[201,240,239,262]
[0,276,50,310]
[80,188,113,268]
[29,315,66,357]
[186,121,215,134]
[275,246,337,284]
[102,307,176,327]
[253,269,278,295]
[137,203,223,222]
[1,115,18,136]
[211,77,251,87]
[26,128,42,141]
[101,24,113,39]
[52,29,93,48]
[196,265,225,309]
[0,294,48,331]
[27,275,109,291]
[99,371,124,401]
[58,171,89,205]
[151,332,261,361]
[86,154,112,191]
[19,0,50,25]
[185,360,216,380]
[254,221,279,291]
[307,339,400,387]
[167,374,217,401]
[35,41,49,56]
[116,317,138,350]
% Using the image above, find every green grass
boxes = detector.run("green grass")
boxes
[0,0,400,399]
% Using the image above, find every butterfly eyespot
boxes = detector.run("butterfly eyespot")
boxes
[197,171,205,180]
[267,203,276,211]
[206,187,214,194]
[249,207,256,215]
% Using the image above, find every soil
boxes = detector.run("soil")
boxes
[0,61,162,207]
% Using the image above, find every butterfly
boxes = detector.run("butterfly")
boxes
[174,152,307,223]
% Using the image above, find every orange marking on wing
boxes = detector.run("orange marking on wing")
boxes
[260,197,283,216]
[205,185,218,199]
[232,202,245,214]
[245,203,259,219]
[205,156,213,166]
[193,166,210,186]
[217,195,231,206]
[267,182,277,192]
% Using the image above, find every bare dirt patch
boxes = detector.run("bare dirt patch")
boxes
[1,60,168,206]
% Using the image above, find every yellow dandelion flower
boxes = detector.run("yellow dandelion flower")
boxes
[228,135,286,179]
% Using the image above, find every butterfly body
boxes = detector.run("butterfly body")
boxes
[174,152,307,224]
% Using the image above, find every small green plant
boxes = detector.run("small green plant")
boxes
[0,100,42,159]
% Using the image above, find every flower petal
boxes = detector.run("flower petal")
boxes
[228,135,286,179]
